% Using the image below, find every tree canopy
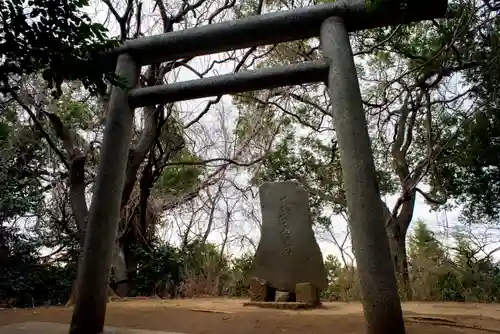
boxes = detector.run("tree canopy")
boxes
[1,0,117,97]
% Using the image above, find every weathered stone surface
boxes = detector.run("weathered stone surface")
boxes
[0,322,187,333]
[249,277,269,301]
[252,181,328,292]
[295,282,320,306]
[275,291,290,302]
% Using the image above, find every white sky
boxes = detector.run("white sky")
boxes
[76,0,500,264]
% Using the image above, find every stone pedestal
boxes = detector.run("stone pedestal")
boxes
[295,282,320,306]
[249,277,275,302]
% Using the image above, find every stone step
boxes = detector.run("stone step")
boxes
[0,322,187,334]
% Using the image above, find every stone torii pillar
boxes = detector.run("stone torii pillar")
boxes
[321,16,405,333]
[69,54,139,334]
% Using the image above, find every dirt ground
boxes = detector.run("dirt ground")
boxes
[1,298,500,333]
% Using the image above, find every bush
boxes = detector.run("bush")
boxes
[0,226,74,307]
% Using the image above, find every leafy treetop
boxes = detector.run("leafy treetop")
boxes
[0,0,119,97]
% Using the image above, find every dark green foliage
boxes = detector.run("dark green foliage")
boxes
[435,271,464,301]
[255,129,344,222]
[0,0,119,97]
[0,175,43,223]
[228,253,253,296]
[158,160,204,195]
[433,111,500,219]
[0,113,69,307]
[134,243,183,297]
[133,239,232,297]
[365,0,410,12]
[180,240,231,287]
[320,254,343,300]
[0,226,75,307]
[425,1,500,219]
[409,221,500,302]
[0,126,45,222]
[256,127,396,226]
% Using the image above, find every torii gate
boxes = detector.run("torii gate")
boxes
[70,0,448,333]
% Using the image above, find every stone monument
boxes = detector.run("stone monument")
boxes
[249,181,327,307]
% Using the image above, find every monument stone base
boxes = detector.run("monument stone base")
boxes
[242,301,316,310]
[247,277,323,309]
[295,282,321,306]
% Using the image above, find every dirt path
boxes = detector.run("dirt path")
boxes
[1,298,499,333]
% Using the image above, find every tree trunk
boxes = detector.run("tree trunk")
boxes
[124,243,138,296]
[65,247,84,306]
[381,186,415,301]
[399,244,411,301]
[387,223,412,301]
[66,280,78,307]
[66,280,119,307]
[113,243,130,297]
[216,275,224,296]
[66,247,120,306]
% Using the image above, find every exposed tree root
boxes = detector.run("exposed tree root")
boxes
[189,308,233,314]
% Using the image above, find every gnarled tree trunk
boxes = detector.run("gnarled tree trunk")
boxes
[112,243,130,297]
[387,221,412,301]
[382,190,416,301]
